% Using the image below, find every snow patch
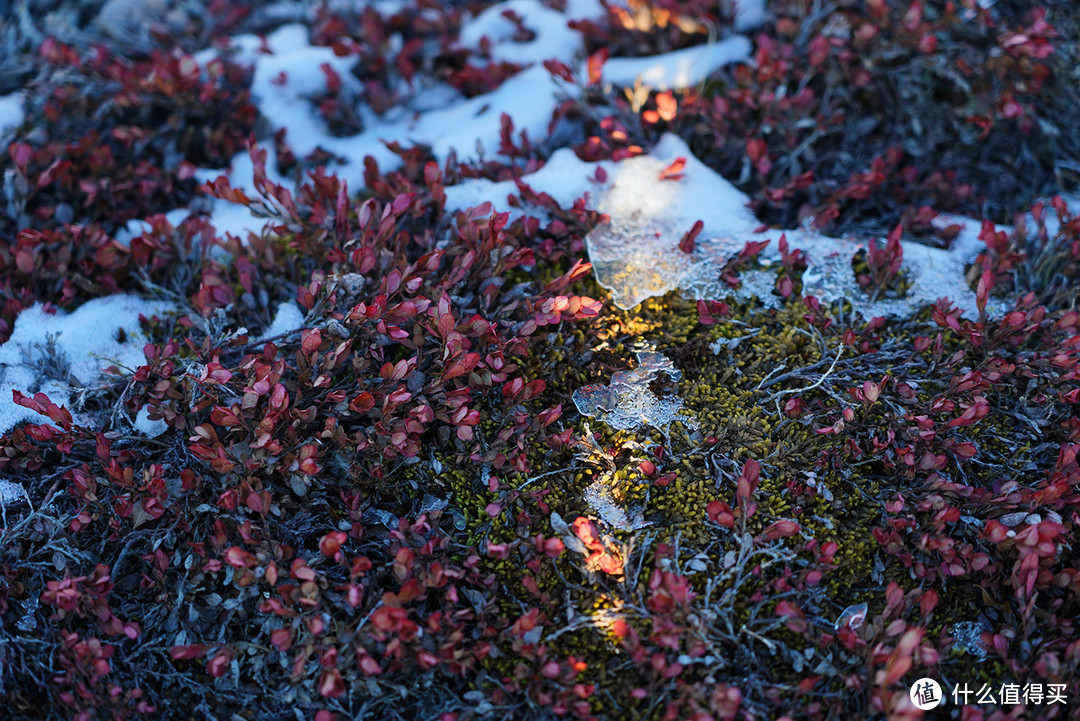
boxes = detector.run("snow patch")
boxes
[460,0,584,66]
[0,295,174,434]
[0,92,25,143]
[152,3,756,242]
[0,478,25,508]
[134,407,169,437]
[443,147,613,219]
[602,36,752,90]
[732,0,767,32]
[585,133,1012,318]
[261,302,305,341]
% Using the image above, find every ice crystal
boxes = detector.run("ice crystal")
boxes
[835,602,868,630]
[951,621,990,660]
[572,351,686,431]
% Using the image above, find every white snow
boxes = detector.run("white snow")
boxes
[0,92,24,143]
[443,147,613,220]
[261,302,305,341]
[0,295,174,434]
[601,36,753,90]
[89,0,1028,326]
[247,27,365,162]
[577,133,1016,318]
[459,0,585,66]
[133,407,169,437]
[446,127,1025,319]
[732,0,767,32]
[172,2,759,243]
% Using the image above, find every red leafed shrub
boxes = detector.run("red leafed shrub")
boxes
[3,2,1080,720]
[854,224,909,299]
[671,0,1080,239]
[972,195,1080,310]
[0,41,255,341]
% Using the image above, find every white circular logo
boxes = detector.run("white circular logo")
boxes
[910,678,943,710]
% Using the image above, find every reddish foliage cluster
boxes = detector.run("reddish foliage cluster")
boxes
[566,0,1077,239]
[0,103,609,715]
[2,1,1080,720]
[0,40,255,341]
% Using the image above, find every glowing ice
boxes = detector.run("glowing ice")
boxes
[586,133,1022,318]
[585,135,761,309]
[572,351,686,431]
[583,477,648,531]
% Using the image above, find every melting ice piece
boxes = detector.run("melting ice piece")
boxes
[572,351,686,431]
[584,133,1039,318]
[585,136,762,310]
[950,621,990,660]
[583,477,648,532]
[835,602,868,630]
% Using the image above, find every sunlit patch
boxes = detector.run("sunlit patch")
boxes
[572,350,688,431]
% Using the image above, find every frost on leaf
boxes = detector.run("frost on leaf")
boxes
[572,351,687,431]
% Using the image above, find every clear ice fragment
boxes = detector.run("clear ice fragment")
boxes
[835,602,868,630]
[572,351,686,431]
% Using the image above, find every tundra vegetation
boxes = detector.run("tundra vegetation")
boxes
[0,1,1079,720]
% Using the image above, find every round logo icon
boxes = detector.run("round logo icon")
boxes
[910,678,943,710]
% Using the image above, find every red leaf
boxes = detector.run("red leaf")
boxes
[706,500,734,528]
[210,406,241,427]
[9,141,31,170]
[656,91,677,122]
[206,650,231,678]
[349,391,375,412]
[170,644,207,660]
[587,47,609,85]
[679,220,704,254]
[301,329,323,354]
[658,157,687,182]
[319,531,347,557]
[318,668,346,698]
[572,517,604,552]
[224,546,255,568]
[736,458,761,501]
